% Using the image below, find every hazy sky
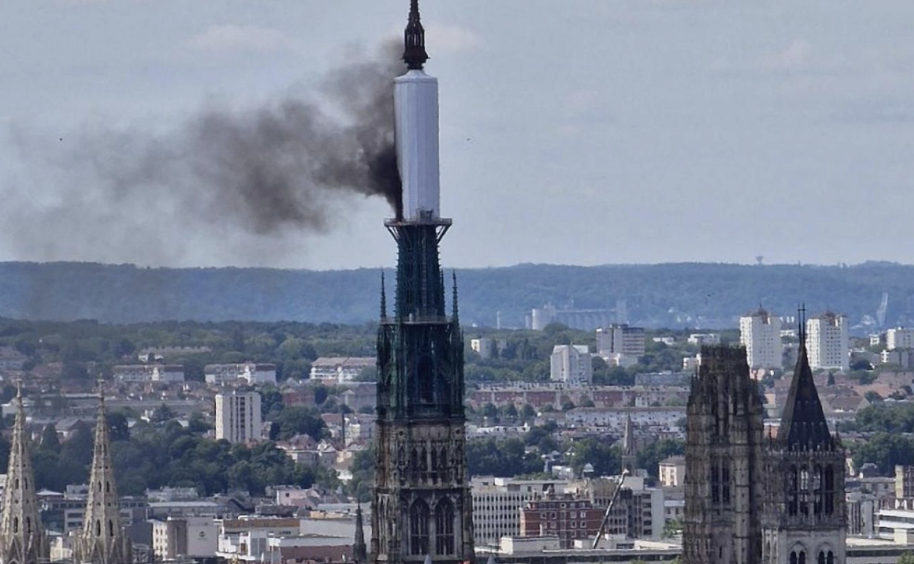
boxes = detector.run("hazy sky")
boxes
[1,0,912,269]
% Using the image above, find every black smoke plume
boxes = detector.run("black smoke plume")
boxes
[2,41,403,266]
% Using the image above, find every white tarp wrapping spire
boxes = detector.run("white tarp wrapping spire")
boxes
[395,0,440,221]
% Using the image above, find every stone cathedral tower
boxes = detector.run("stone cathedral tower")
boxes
[761,311,846,564]
[0,389,48,564]
[370,2,474,564]
[683,347,765,564]
[74,391,131,564]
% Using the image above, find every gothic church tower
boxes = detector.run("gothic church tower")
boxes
[370,2,474,564]
[74,391,131,564]
[683,346,765,564]
[0,389,48,564]
[761,311,846,564]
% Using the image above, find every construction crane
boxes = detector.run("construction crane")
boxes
[591,469,629,549]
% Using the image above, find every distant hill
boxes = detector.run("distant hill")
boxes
[1,261,912,331]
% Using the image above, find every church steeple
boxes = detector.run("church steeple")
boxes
[0,385,47,564]
[777,305,835,451]
[403,0,429,70]
[621,414,637,474]
[353,503,367,564]
[75,385,131,564]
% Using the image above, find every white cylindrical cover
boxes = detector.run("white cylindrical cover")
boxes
[395,69,440,221]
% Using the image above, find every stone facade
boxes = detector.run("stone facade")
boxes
[683,338,847,564]
[683,346,765,564]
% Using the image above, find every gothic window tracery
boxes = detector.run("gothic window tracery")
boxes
[409,500,430,555]
[814,465,823,516]
[435,499,455,555]
[788,465,799,515]
[799,466,810,516]
[825,466,835,515]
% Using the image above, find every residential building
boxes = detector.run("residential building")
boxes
[550,345,592,385]
[215,391,262,444]
[807,312,850,371]
[309,357,375,383]
[471,338,507,360]
[471,477,567,547]
[519,493,603,548]
[151,516,217,560]
[658,456,686,487]
[887,328,914,351]
[596,325,646,357]
[205,363,276,386]
[687,334,720,346]
[113,364,185,383]
[739,308,783,369]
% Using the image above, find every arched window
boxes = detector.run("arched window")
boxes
[398,447,406,468]
[814,466,824,516]
[826,551,834,564]
[799,466,810,516]
[13,517,18,534]
[435,499,455,555]
[106,481,110,493]
[418,356,434,403]
[818,551,826,564]
[96,520,101,536]
[26,517,31,535]
[419,448,428,482]
[722,460,731,505]
[711,464,720,505]
[430,449,439,483]
[411,449,420,482]
[799,550,807,564]
[409,500,430,555]
[439,447,449,482]
[788,466,799,516]
[824,466,835,515]
[790,551,797,564]
[108,520,114,537]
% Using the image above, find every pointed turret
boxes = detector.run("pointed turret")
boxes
[353,503,367,564]
[75,385,132,564]
[451,271,459,325]
[778,306,835,451]
[0,386,48,564]
[403,0,429,70]
[380,272,388,319]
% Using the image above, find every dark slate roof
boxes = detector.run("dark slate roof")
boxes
[777,341,835,451]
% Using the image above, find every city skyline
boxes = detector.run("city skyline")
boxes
[2,1,913,269]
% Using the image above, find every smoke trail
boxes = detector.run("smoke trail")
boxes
[1,41,402,265]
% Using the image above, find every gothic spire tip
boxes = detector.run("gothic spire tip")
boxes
[403,0,429,70]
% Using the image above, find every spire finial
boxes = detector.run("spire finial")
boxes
[798,303,807,344]
[380,271,388,319]
[403,0,429,70]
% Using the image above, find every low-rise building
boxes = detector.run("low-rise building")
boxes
[206,363,277,386]
[520,493,603,548]
[151,516,218,560]
[658,456,686,487]
[471,477,568,547]
[309,357,375,383]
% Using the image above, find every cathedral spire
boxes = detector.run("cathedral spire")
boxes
[353,503,367,564]
[621,414,637,474]
[76,384,132,564]
[403,0,429,70]
[778,305,834,451]
[0,384,47,564]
